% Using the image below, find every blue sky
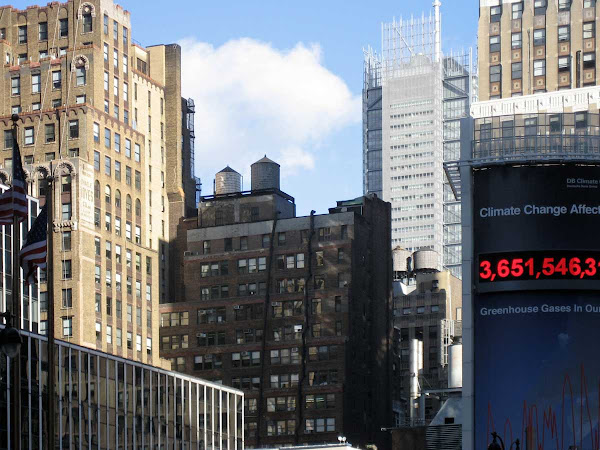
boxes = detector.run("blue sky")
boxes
[12,0,478,215]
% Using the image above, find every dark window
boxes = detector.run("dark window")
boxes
[558,26,570,42]
[533,29,545,46]
[489,36,500,53]
[583,22,595,40]
[83,13,93,33]
[511,62,522,79]
[558,0,571,10]
[490,65,501,83]
[39,22,48,40]
[549,115,562,133]
[490,6,502,22]
[59,18,68,37]
[512,2,523,19]
[534,0,547,15]
[558,56,570,73]
[511,33,521,49]
[583,53,596,70]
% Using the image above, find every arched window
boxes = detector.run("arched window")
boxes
[126,194,132,213]
[94,180,100,199]
[115,189,121,208]
[135,198,141,217]
[105,185,111,204]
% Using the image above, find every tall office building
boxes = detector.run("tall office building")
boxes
[363,3,476,278]
[478,0,599,100]
[160,158,395,449]
[0,0,196,366]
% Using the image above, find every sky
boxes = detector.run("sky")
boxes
[13,0,479,215]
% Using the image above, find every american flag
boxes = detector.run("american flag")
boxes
[20,204,48,284]
[0,130,28,225]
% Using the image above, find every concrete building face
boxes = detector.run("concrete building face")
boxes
[392,271,462,425]
[363,8,476,278]
[0,328,244,448]
[0,0,196,366]
[160,187,394,449]
[478,0,600,101]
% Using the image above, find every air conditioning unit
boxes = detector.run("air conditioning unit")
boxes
[197,333,206,338]
[198,310,206,315]
[244,329,252,333]
[294,325,303,333]
[233,305,241,310]
[241,351,249,356]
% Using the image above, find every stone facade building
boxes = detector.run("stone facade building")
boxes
[0,0,196,366]
[478,0,599,100]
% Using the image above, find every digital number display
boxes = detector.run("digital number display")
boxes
[478,251,600,283]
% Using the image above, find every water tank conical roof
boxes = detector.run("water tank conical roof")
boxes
[251,155,280,191]
[215,166,241,195]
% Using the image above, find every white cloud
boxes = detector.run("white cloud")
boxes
[179,37,360,188]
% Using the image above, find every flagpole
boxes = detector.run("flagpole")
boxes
[10,115,21,450]
[46,168,55,450]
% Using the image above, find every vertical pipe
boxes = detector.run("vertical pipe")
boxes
[10,120,21,450]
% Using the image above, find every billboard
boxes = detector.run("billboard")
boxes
[473,165,600,449]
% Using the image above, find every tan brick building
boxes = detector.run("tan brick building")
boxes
[0,0,196,366]
[478,0,600,100]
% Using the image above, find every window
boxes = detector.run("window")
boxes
[69,120,79,139]
[490,5,501,22]
[45,124,55,143]
[123,82,128,102]
[83,12,93,33]
[105,156,111,176]
[113,77,119,97]
[278,232,286,246]
[558,0,571,10]
[511,33,521,49]
[318,227,331,241]
[123,54,128,74]
[533,60,545,77]
[490,65,501,83]
[534,0,547,15]
[18,25,27,44]
[584,0,596,6]
[76,67,86,86]
[135,171,141,190]
[583,22,595,40]
[584,52,596,70]
[62,317,73,337]
[106,325,112,344]
[11,77,20,96]
[533,29,545,47]
[61,231,71,251]
[305,418,335,433]
[95,322,101,340]
[116,328,122,346]
[113,20,118,41]
[576,113,588,130]
[512,2,523,19]
[489,36,500,53]
[127,332,132,350]
[62,288,72,308]
[32,102,41,111]
[103,14,108,34]
[103,71,109,91]
[76,95,86,105]
[113,49,118,69]
[59,18,68,37]
[558,26,570,42]
[558,56,571,72]
[134,144,141,162]
[31,73,41,94]
[52,71,62,89]
[512,62,522,79]
[39,21,48,40]
[125,139,131,158]
[123,27,128,46]
[104,128,111,148]
[61,203,71,221]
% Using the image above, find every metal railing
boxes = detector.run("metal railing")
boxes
[472,135,600,163]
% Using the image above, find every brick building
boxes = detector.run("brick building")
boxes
[160,158,395,448]
[0,0,196,365]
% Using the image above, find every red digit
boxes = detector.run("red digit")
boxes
[542,258,555,276]
[497,259,510,278]
[568,257,581,276]
[479,260,492,280]
[555,258,568,275]
[511,258,524,277]
[585,257,597,277]
[524,258,534,276]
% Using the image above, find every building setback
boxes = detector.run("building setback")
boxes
[160,159,395,449]
[0,0,197,365]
